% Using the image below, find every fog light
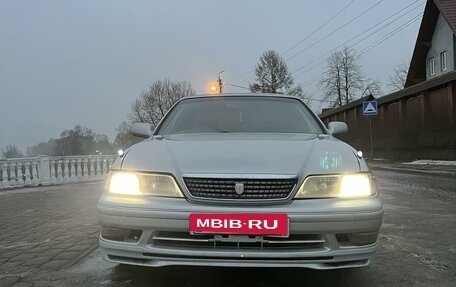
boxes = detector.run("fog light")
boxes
[101,227,142,242]
[348,231,378,245]
[336,231,378,246]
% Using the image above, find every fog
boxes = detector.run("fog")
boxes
[0,0,424,151]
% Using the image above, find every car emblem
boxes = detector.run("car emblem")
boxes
[235,182,245,195]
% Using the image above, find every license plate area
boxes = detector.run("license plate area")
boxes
[189,213,289,237]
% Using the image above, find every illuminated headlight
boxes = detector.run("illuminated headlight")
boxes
[295,173,375,198]
[107,171,183,197]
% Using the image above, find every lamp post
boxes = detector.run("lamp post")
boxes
[217,71,224,94]
[209,71,225,94]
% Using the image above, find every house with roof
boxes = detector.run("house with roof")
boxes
[319,0,456,160]
[406,0,456,86]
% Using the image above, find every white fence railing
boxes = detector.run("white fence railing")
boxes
[0,155,118,189]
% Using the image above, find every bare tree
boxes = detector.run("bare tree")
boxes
[320,46,364,107]
[319,52,343,107]
[1,145,24,159]
[250,50,305,97]
[130,79,194,126]
[340,47,364,103]
[286,85,312,105]
[386,60,410,92]
[361,79,382,98]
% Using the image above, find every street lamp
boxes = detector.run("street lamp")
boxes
[208,71,225,94]
[209,84,218,93]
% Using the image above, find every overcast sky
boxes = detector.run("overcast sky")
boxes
[0,0,425,152]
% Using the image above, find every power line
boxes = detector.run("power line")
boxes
[296,11,422,88]
[239,0,383,81]
[225,82,333,103]
[302,13,423,87]
[306,98,334,103]
[291,0,423,78]
[285,0,386,62]
[293,13,419,80]
[225,83,250,90]
[364,57,409,76]
[238,0,423,92]
[302,57,411,106]
[301,71,329,88]
[293,11,422,82]
[281,1,354,56]
[358,13,423,56]
[302,15,421,90]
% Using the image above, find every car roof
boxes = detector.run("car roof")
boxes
[183,93,304,101]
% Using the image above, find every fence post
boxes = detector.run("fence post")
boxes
[0,161,10,188]
[38,156,51,185]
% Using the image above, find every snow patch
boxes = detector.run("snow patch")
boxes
[403,160,456,166]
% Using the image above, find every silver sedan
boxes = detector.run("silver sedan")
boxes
[97,94,383,270]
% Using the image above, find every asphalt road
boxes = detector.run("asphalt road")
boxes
[1,168,455,286]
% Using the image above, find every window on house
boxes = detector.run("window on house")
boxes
[440,51,447,71]
[429,57,435,76]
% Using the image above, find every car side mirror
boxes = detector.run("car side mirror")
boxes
[130,123,154,138]
[328,121,348,135]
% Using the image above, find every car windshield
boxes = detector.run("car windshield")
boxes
[157,96,324,135]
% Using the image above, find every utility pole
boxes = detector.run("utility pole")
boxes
[362,95,377,159]
[369,116,373,158]
[218,71,224,94]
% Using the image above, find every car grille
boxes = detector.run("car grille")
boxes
[151,232,326,251]
[183,177,298,200]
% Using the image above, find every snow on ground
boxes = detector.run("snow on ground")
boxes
[403,160,456,166]
[0,181,100,195]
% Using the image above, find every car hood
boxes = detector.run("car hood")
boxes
[120,133,362,177]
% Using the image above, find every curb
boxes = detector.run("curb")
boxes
[369,165,456,177]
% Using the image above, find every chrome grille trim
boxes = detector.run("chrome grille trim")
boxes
[183,174,298,201]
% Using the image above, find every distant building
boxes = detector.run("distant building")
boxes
[406,0,456,86]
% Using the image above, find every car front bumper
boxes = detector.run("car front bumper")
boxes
[97,193,383,270]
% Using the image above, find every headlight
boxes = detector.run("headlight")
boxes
[109,172,140,195]
[294,173,374,198]
[107,171,183,197]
